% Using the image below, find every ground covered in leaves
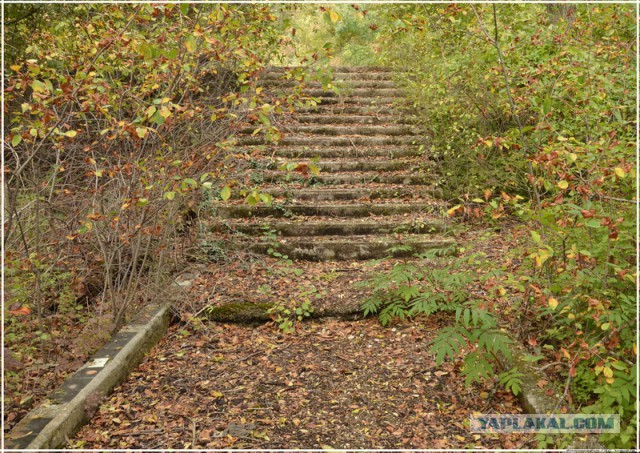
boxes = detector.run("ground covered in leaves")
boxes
[70,317,526,449]
[3,301,114,433]
[68,225,539,449]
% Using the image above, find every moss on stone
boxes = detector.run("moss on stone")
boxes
[205,301,273,323]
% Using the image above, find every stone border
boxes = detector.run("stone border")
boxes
[506,340,605,450]
[5,303,173,450]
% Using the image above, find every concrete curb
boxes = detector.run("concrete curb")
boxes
[5,303,173,450]
[506,340,606,449]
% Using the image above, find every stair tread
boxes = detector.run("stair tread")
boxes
[202,66,453,261]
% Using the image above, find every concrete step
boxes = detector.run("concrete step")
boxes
[262,80,398,89]
[266,66,393,74]
[238,136,421,147]
[292,115,414,125]
[263,72,395,82]
[294,105,397,115]
[257,187,442,201]
[211,218,445,237]
[239,125,417,137]
[242,236,457,261]
[309,96,400,105]
[271,147,422,159]
[285,125,418,136]
[216,202,438,219]
[264,159,429,173]
[303,88,403,98]
[256,172,433,185]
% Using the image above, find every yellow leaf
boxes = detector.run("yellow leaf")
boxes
[220,186,231,201]
[185,35,197,53]
[447,204,462,217]
[329,10,340,23]
[603,366,613,378]
[64,130,77,137]
[135,127,148,139]
[548,297,559,310]
[557,180,569,189]
[160,106,172,118]
[614,167,625,178]
[10,64,21,72]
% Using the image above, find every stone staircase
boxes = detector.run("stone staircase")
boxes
[204,66,456,261]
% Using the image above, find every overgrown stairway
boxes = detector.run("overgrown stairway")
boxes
[205,66,456,261]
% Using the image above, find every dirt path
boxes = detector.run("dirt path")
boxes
[70,316,527,449]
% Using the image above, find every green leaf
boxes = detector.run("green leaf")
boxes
[11,135,22,147]
[135,127,148,139]
[164,191,176,200]
[151,111,165,125]
[31,80,46,92]
[220,186,231,201]
[183,178,197,188]
[258,112,271,127]
[185,35,197,53]
[139,43,153,61]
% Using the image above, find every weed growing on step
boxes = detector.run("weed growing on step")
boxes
[266,247,304,277]
[267,285,322,333]
[359,249,522,394]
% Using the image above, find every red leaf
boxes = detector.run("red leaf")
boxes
[9,306,31,316]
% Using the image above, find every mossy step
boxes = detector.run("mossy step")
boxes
[311,96,401,105]
[271,147,422,159]
[325,72,395,81]
[255,172,433,185]
[263,72,395,81]
[239,125,417,137]
[242,237,457,261]
[238,136,421,147]
[293,115,415,125]
[303,88,403,98]
[284,125,418,136]
[262,80,398,89]
[210,219,445,237]
[295,105,396,115]
[257,187,442,201]
[204,300,361,323]
[216,202,439,219]
[266,66,393,73]
[263,159,431,173]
